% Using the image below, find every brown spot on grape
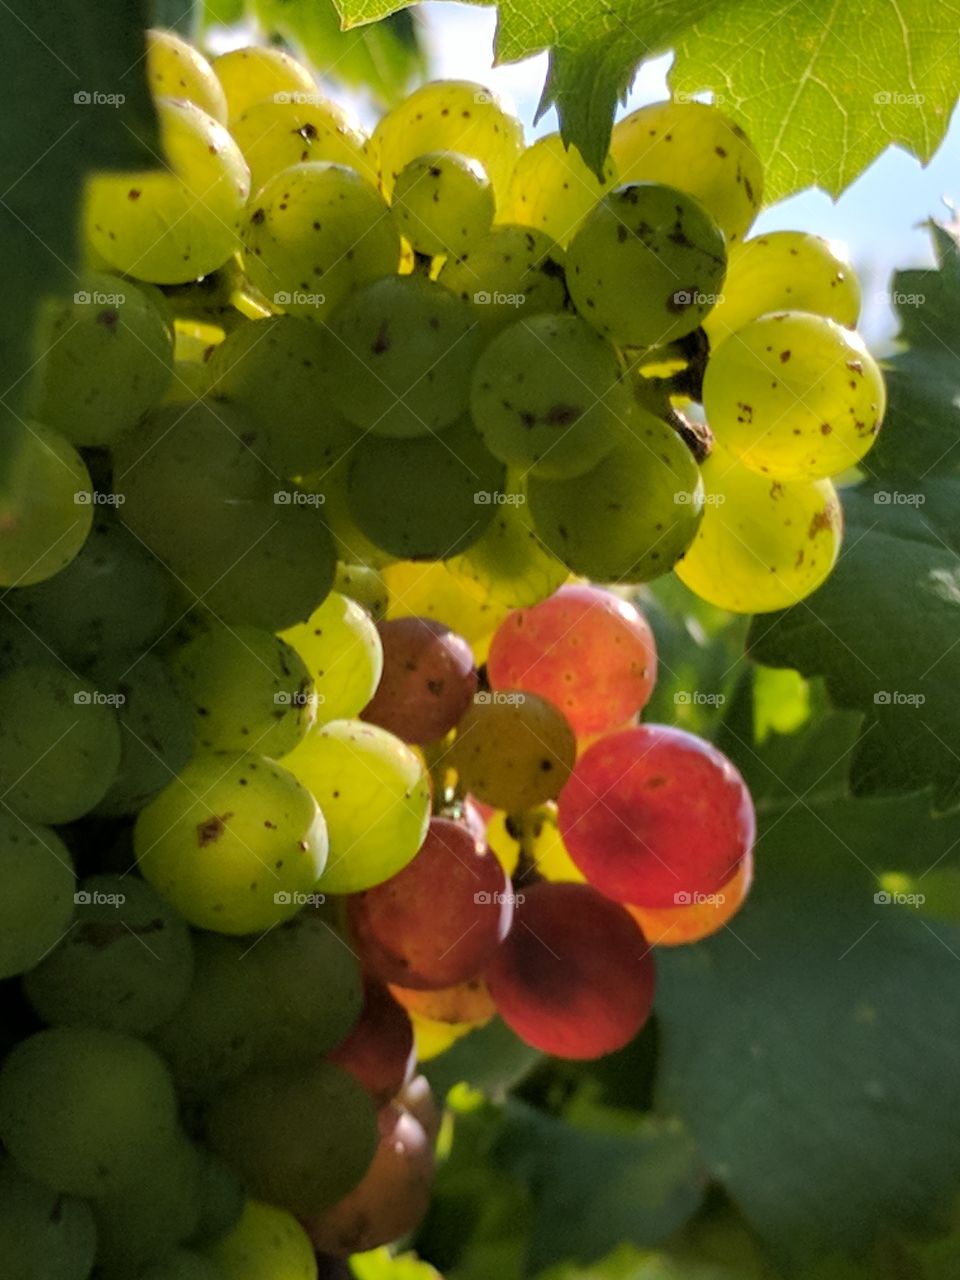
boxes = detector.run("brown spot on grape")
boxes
[197,813,233,847]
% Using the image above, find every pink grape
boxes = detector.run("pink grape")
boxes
[328,980,416,1106]
[361,617,478,745]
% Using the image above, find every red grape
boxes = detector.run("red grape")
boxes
[485,882,655,1059]
[361,616,477,744]
[627,848,754,946]
[390,975,497,1028]
[348,817,514,989]
[328,979,416,1105]
[559,724,754,908]
[487,584,657,736]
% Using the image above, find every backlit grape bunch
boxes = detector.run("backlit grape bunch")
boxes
[0,25,876,1279]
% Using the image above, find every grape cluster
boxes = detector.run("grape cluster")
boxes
[0,23,878,1277]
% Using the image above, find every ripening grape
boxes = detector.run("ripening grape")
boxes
[527,406,704,583]
[0,814,75,981]
[348,817,513,989]
[28,272,174,446]
[470,313,630,478]
[611,101,763,244]
[487,583,657,735]
[674,444,843,612]
[703,311,886,479]
[559,724,755,908]
[0,663,121,824]
[392,151,495,256]
[0,1027,180,1197]
[135,753,328,934]
[390,976,497,1029]
[85,98,250,285]
[335,562,389,618]
[147,28,228,121]
[449,692,576,812]
[383,559,509,658]
[203,1200,318,1280]
[329,979,416,1105]
[439,224,567,334]
[212,45,317,120]
[282,719,431,894]
[281,590,383,723]
[230,97,370,195]
[627,848,754,946]
[502,132,618,247]
[0,1156,97,1280]
[361,616,477,744]
[566,182,727,348]
[486,882,656,1058]
[0,420,93,587]
[241,162,400,321]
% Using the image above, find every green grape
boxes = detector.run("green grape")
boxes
[0,1027,180,1197]
[675,443,843,612]
[305,460,397,569]
[172,623,316,756]
[141,1250,225,1280]
[370,80,523,209]
[281,590,383,723]
[231,97,371,195]
[212,45,317,120]
[0,1156,97,1280]
[24,873,194,1034]
[0,814,75,980]
[334,562,388,618]
[28,272,174,446]
[327,275,482,439]
[502,132,618,247]
[611,100,764,244]
[147,28,228,122]
[469,312,628,478]
[190,1148,246,1246]
[282,719,431,894]
[392,151,495,257]
[450,692,576,811]
[439,224,567,336]
[92,653,195,816]
[347,417,504,559]
[0,421,93,587]
[566,182,727,348]
[0,663,121,824]
[203,1200,317,1280]
[703,311,886,479]
[528,406,704,582]
[704,231,861,344]
[85,98,250,285]
[241,162,399,321]
[206,1061,378,1216]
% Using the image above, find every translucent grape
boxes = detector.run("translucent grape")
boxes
[0,663,121,824]
[281,590,383,723]
[383,559,509,657]
[528,407,704,582]
[703,311,886,479]
[241,162,399,321]
[0,1156,97,1280]
[230,97,369,195]
[439,224,567,335]
[611,101,763,244]
[334,561,389,617]
[487,583,657,735]
[470,313,629,478]
[361,616,477,744]
[283,719,431,894]
[203,1199,318,1280]
[627,848,754,946]
[449,692,576,812]
[0,814,75,981]
[566,182,727,348]
[329,978,416,1105]
[392,151,495,256]
[0,1027,180,1197]
[502,132,617,247]
[559,724,755,908]
[212,45,317,120]
[135,753,328,934]
[85,98,250,285]
[390,976,496,1029]
[147,28,228,121]
[486,882,655,1058]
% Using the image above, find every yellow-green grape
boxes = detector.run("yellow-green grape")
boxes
[383,560,509,659]
[85,98,250,285]
[528,405,704,583]
[703,311,886,479]
[439,224,567,335]
[146,28,228,122]
[450,693,576,812]
[370,80,524,209]
[282,719,431,894]
[281,591,383,723]
[674,443,843,613]
[469,313,628,478]
[487,802,585,883]
[0,815,76,981]
[212,45,317,121]
[566,182,727,348]
[303,462,397,570]
[611,100,764,244]
[230,98,370,196]
[0,421,93,587]
[334,562,388,619]
[391,151,495,257]
[502,132,618,247]
[704,232,861,344]
[203,1200,318,1280]
[135,754,328,934]
[242,162,399,321]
